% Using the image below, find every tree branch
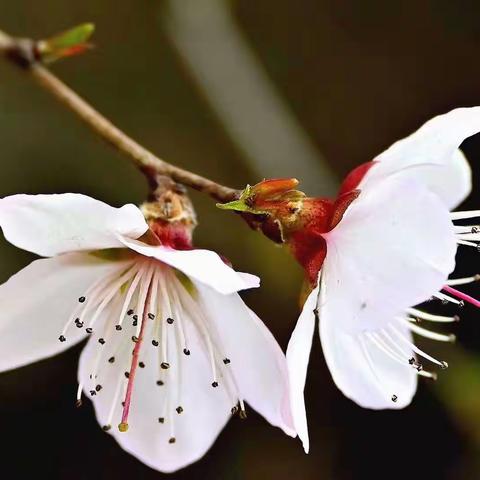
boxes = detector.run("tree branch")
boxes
[0,28,240,203]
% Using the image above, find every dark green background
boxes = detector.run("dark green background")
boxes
[2,1,480,478]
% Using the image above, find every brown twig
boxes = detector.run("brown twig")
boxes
[0,28,240,203]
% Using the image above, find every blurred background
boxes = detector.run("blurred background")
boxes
[2,0,480,478]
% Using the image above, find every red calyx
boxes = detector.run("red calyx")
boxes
[286,162,374,286]
[149,221,193,250]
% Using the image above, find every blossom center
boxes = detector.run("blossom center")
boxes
[59,255,246,443]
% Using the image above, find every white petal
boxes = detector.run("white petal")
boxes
[119,236,260,294]
[320,313,417,409]
[0,194,148,256]
[195,283,295,437]
[285,285,318,453]
[363,107,480,208]
[0,253,126,372]
[323,175,456,336]
[78,297,233,473]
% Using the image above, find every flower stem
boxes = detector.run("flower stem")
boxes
[0,28,240,203]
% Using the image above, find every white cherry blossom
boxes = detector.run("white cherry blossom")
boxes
[287,107,480,452]
[0,193,294,472]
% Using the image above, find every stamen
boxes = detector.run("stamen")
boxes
[447,275,480,286]
[60,263,133,338]
[358,334,399,401]
[418,370,438,381]
[389,324,446,368]
[168,284,189,356]
[116,266,147,330]
[239,400,247,419]
[177,291,218,385]
[433,292,463,306]
[454,225,480,233]
[379,329,422,370]
[366,332,413,368]
[87,265,139,330]
[119,264,155,432]
[456,239,478,248]
[400,319,455,343]
[407,308,459,323]
[76,383,83,407]
[451,210,480,220]
[443,285,480,309]
[105,375,124,433]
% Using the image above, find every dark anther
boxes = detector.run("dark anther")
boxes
[122,401,125,407]
[74,318,81,324]
[211,381,219,388]
[98,338,105,345]
[158,417,165,423]
[108,356,115,363]
[78,296,86,303]
[408,358,415,365]
[90,390,96,396]
[75,399,83,408]
[139,362,145,368]
[86,328,93,334]
[161,362,170,370]
[102,425,111,432]
[58,335,66,342]
[76,322,84,328]
[472,226,479,234]
[183,348,191,356]
[95,384,102,392]
[167,318,174,324]
[156,380,164,386]
[223,358,231,365]
[127,309,134,316]
[313,308,319,317]
[231,406,238,415]
[168,437,176,444]
[132,314,138,321]
[458,300,465,308]
[148,313,155,320]
[239,410,247,420]
[152,340,159,347]
[115,325,122,331]
[176,406,184,414]
[440,361,449,370]
[132,336,139,343]
[391,395,398,403]
[132,319,138,327]
[124,372,130,378]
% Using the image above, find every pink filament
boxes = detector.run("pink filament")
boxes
[442,285,480,308]
[120,281,153,427]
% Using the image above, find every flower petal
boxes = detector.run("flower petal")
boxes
[320,311,417,409]
[286,285,318,453]
[323,175,456,336]
[195,283,295,438]
[415,149,471,211]
[0,194,148,256]
[0,253,127,372]
[118,236,260,294]
[78,300,234,473]
[363,107,480,208]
